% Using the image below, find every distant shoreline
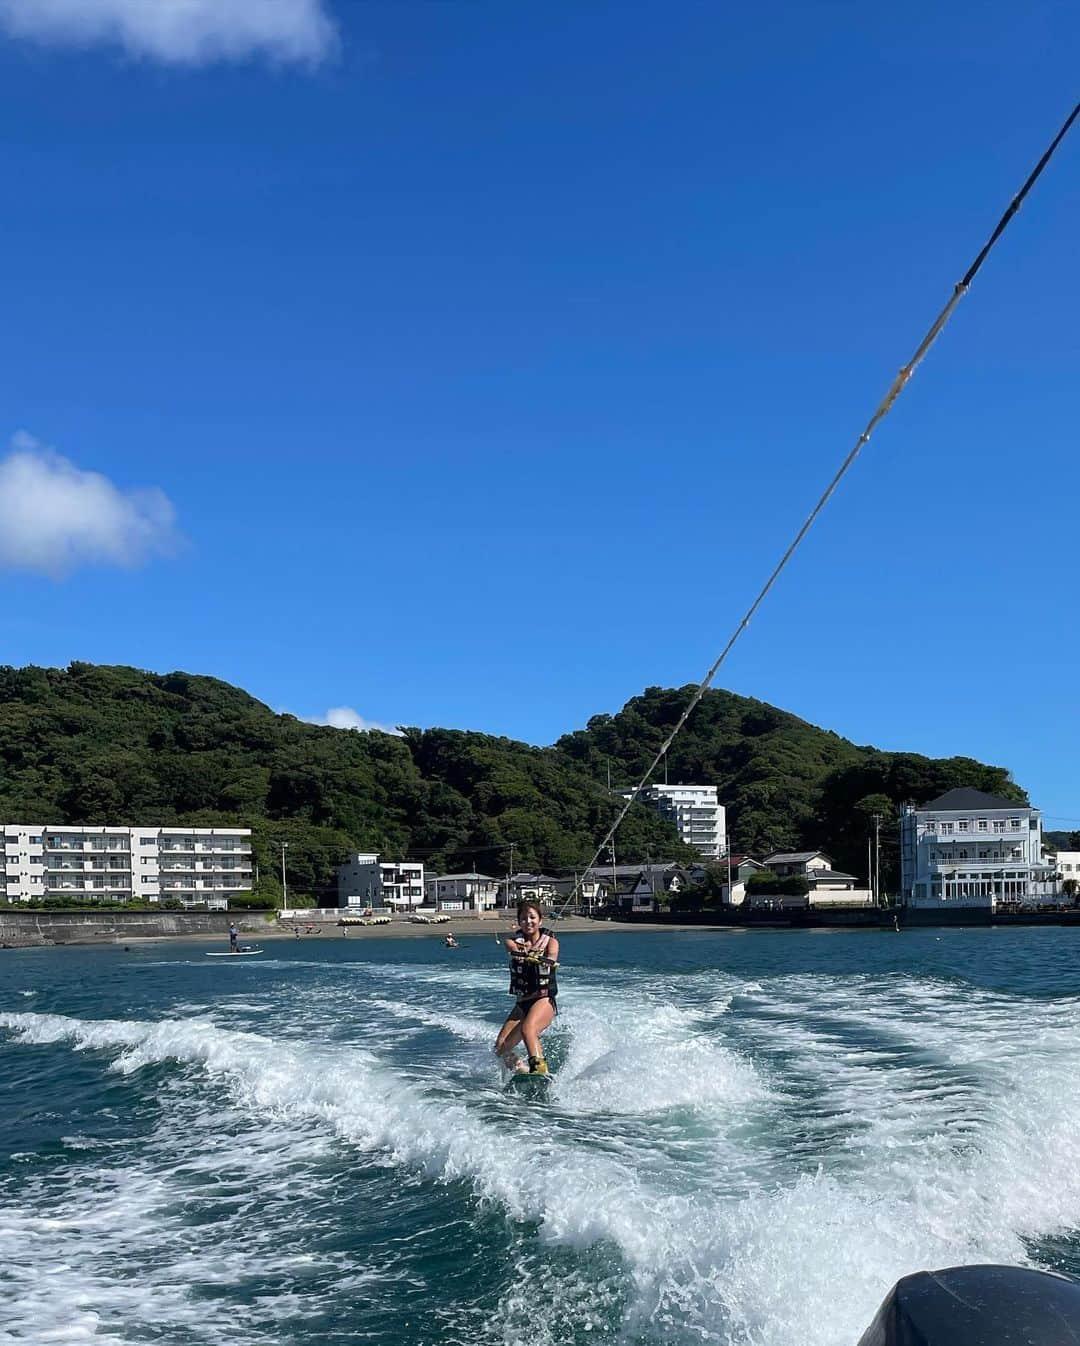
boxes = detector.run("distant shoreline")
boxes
[130,916,684,945]
[1,915,701,949]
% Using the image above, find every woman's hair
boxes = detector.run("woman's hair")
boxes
[516,899,543,922]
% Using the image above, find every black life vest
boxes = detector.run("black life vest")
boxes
[508,927,558,1000]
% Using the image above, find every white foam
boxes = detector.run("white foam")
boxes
[7,960,1080,1346]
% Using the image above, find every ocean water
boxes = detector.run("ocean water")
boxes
[3,926,1080,1346]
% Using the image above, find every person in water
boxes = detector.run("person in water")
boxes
[494,899,559,1075]
[445,933,458,948]
[228,921,240,953]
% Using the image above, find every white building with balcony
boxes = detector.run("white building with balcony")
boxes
[2,825,252,907]
[899,788,1056,910]
[336,852,425,909]
[625,784,727,860]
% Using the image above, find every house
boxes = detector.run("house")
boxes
[583,862,688,913]
[762,850,833,878]
[546,874,607,911]
[336,853,425,909]
[715,855,765,906]
[758,850,873,907]
[425,872,499,913]
[899,788,1057,910]
[500,873,562,908]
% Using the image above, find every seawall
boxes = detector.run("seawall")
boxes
[0,910,270,948]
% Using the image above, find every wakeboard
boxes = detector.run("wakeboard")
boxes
[505,1071,553,1095]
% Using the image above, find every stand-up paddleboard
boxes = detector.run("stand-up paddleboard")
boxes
[206,949,263,957]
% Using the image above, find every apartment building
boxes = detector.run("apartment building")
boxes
[2,825,252,908]
[625,784,727,860]
[336,852,425,908]
[899,788,1057,909]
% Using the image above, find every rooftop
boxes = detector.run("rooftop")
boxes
[919,787,1031,813]
[763,850,831,865]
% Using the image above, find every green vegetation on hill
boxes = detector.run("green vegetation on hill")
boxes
[554,685,1025,885]
[0,666,1026,899]
[0,663,688,902]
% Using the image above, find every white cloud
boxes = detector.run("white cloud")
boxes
[0,431,181,578]
[0,0,337,66]
[305,706,404,736]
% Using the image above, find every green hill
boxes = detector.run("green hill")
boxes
[0,663,689,903]
[554,685,1025,883]
[0,665,1025,900]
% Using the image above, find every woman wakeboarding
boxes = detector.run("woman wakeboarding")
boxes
[494,899,559,1076]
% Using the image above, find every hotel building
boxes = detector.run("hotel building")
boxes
[899,788,1057,910]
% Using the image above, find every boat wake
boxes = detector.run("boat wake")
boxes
[4,960,1080,1345]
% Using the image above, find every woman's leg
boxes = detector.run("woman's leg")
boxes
[494,1009,526,1069]
[519,997,555,1062]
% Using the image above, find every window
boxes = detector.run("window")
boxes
[140,837,155,846]
[30,836,41,844]
[940,823,954,835]
[958,820,969,832]
[978,820,988,832]
[1010,819,1021,829]
[925,822,937,834]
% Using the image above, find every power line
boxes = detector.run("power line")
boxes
[558,99,1080,914]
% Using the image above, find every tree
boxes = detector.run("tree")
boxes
[745,869,810,897]
[0,663,1030,904]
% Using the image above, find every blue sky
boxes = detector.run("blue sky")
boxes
[1,1,1077,822]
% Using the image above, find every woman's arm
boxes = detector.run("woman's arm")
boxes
[503,934,522,954]
[546,935,560,963]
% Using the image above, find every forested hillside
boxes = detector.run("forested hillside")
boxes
[0,664,688,902]
[0,665,1026,899]
[555,686,1026,883]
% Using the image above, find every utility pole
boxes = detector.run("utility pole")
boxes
[280,841,289,912]
[506,841,515,910]
[726,841,733,906]
[873,814,882,905]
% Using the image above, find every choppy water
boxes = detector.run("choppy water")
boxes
[3,926,1080,1345]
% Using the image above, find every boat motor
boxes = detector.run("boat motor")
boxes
[857,1263,1080,1346]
